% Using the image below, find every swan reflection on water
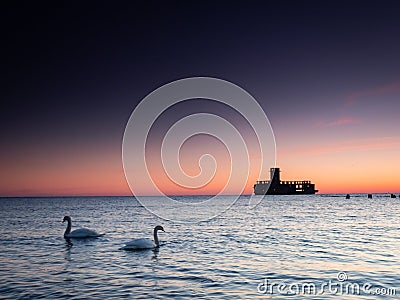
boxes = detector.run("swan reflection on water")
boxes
[151,247,160,260]
[64,237,73,249]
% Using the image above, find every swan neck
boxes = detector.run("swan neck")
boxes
[64,219,72,236]
[154,228,159,247]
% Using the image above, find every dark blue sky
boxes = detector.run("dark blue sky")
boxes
[3,1,400,126]
[2,1,400,195]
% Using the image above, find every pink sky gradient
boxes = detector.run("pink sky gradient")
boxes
[2,76,400,196]
[346,80,400,105]
[2,2,400,196]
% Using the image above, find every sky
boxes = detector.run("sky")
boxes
[1,1,400,196]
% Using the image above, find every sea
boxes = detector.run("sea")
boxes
[0,195,399,299]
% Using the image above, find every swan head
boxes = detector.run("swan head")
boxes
[155,225,165,232]
[63,216,71,223]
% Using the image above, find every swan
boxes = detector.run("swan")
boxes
[62,216,103,238]
[121,225,165,250]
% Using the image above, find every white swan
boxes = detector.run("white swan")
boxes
[63,216,103,238]
[121,225,165,250]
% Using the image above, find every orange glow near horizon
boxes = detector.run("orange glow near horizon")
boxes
[1,132,399,196]
[277,136,400,194]
[0,142,131,197]
[1,100,400,197]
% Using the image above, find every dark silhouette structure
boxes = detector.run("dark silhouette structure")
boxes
[254,168,318,195]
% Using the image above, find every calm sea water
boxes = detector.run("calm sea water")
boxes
[0,195,399,299]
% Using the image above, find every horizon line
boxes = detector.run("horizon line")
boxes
[0,192,399,198]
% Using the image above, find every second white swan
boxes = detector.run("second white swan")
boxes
[121,225,165,250]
